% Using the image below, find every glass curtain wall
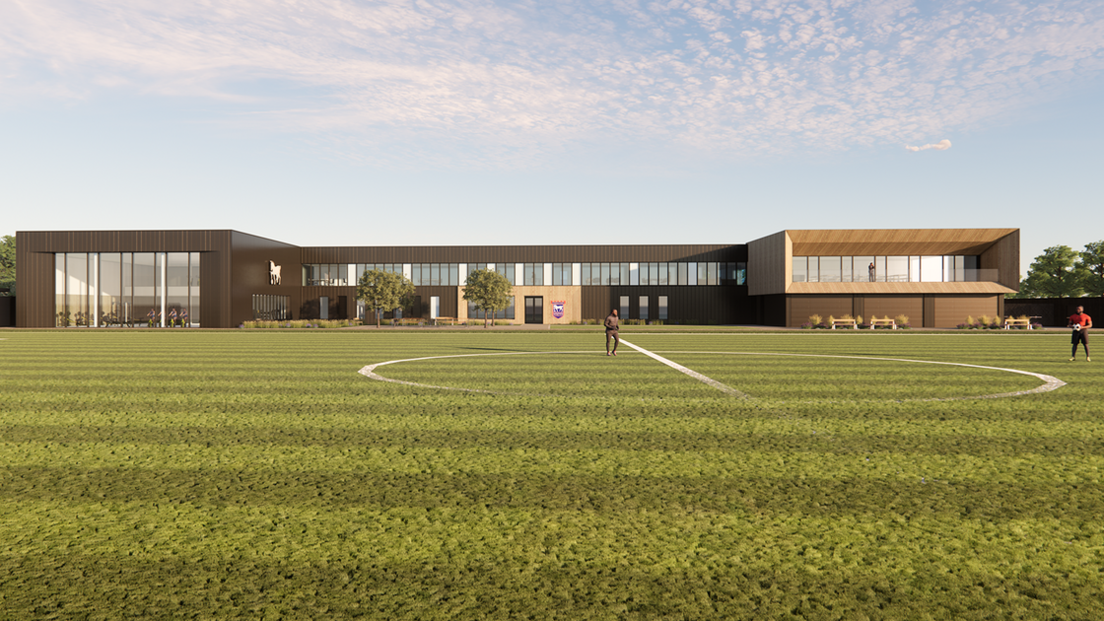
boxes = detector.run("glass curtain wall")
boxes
[792,255,983,283]
[55,252,201,327]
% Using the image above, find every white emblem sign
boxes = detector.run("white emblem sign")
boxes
[268,260,282,285]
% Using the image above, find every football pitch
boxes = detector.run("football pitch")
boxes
[1,329,1101,619]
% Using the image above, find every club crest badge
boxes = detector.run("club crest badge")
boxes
[551,301,565,319]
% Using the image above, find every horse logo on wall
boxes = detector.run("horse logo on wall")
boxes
[551,300,565,319]
[268,261,282,286]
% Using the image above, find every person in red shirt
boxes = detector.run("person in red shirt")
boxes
[1068,305,1092,362]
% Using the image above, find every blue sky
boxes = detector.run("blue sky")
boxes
[3,0,1103,276]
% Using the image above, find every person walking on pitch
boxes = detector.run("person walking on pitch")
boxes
[604,308,620,356]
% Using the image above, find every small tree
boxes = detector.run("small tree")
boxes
[0,235,14,296]
[1018,245,1083,298]
[1077,241,1104,297]
[463,268,512,328]
[356,269,415,327]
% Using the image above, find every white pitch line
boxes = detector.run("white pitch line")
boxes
[618,339,749,398]
[359,349,1066,401]
[648,351,1067,400]
[359,351,596,394]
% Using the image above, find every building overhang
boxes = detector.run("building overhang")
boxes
[786,282,1015,295]
[786,228,1018,256]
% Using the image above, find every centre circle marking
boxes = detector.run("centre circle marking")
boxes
[359,349,1066,401]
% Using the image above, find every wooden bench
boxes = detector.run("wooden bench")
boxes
[869,318,896,330]
[831,318,858,330]
[1004,317,1032,330]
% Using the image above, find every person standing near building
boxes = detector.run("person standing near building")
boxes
[1069,305,1092,361]
[180,307,189,328]
[168,307,178,327]
[868,262,875,282]
[604,308,620,356]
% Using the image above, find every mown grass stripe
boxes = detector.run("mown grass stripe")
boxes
[2,468,1102,520]
[5,425,1104,456]
[3,443,1102,483]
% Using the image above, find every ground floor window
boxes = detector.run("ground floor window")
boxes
[55,252,200,327]
[468,296,515,320]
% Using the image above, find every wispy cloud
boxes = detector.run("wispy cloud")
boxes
[1,0,1102,167]
[905,139,952,152]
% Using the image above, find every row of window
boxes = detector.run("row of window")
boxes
[463,295,671,321]
[55,252,202,327]
[303,262,747,287]
[793,255,985,283]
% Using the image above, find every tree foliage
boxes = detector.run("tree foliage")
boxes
[356,269,415,327]
[463,268,512,328]
[1076,241,1104,297]
[0,235,14,296]
[1017,245,1083,298]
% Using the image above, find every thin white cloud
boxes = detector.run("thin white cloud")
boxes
[905,139,952,152]
[0,0,1102,167]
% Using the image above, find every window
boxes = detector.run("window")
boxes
[658,296,668,321]
[56,252,201,327]
[639,296,648,321]
[523,263,543,286]
[819,256,841,283]
[495,263,515,285]
[920,256,942,282]
[736,262,747,286]
[553,263,571,286]
[678,262,688,286]
[468,296,515,320]
[620,296,630,319]
[792,257,807,283]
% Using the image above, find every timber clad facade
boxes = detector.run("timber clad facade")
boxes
[14,228,1020,328]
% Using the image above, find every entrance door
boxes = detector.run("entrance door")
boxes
[524,296,543,324]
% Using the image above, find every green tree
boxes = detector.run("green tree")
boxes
[1018,245,1083,298]
[356,269,415,327]
[463,268,512,328]
[1076,241,1104,297]
[0,235,14,296]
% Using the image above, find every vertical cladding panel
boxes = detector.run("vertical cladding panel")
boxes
[301,244,741,265]
[933,296,999,328]
[981,230,1020,291]
[748,232,788,296]
[15,233,56,327]
[581,286,612,322]
[230,231,302,327]
[863,297,924,324]
[789,296,854,327]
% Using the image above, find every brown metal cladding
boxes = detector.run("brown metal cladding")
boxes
[582,285,750,325]
[301,245,743,264]
[229,231,302,327]
[16,230,239,328]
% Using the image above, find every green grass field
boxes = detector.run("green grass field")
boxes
[1,329,1101,620]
